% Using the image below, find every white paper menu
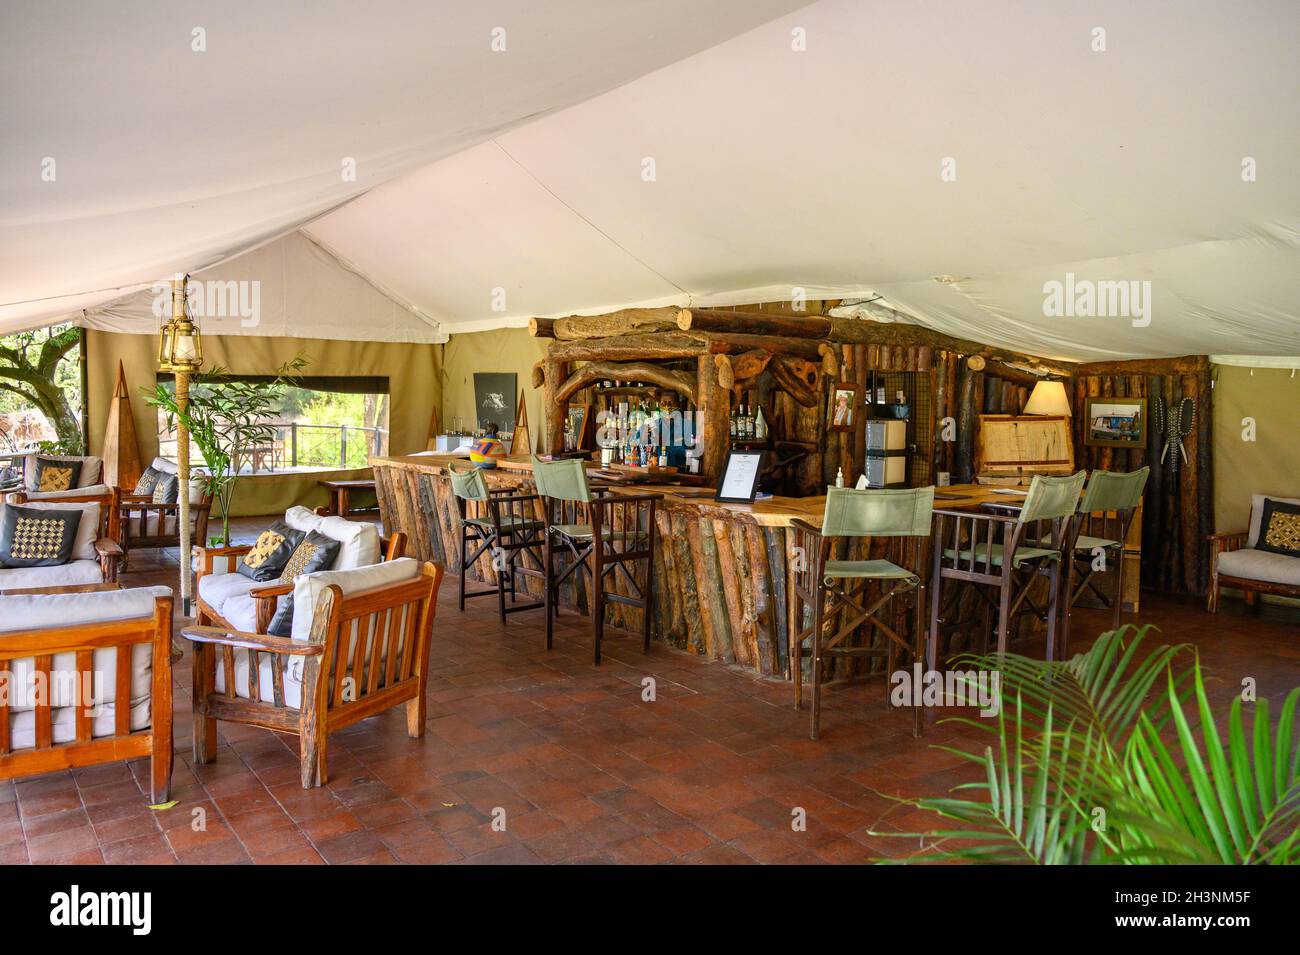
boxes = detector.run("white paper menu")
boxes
[718,452,763,500]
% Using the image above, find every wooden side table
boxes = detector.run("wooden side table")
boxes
[318,479,377,517]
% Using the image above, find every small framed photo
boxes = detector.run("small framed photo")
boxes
[828,382,860,432]
[715,450,767,503]
[1084,396,1147,447]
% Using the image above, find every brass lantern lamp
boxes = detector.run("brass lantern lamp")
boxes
[159,275,203,616]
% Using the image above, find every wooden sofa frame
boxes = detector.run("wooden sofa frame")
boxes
[182,562,443,788]
[7,487,124,584]
[1207,530,1300,611]
[193,531,407,634]
[0,593,174,802]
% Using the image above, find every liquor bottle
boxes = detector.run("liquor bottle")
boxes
[658,445,668,468]
[835,467,845,488]
[745,404,754,439]
[754,405,768,441]
[729,406,737,440]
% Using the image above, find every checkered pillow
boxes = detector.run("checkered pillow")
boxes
[267,531,341,635]
[0,504,81,568]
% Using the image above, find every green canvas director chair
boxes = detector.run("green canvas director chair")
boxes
[928,471,1086,668]
[531,457,661,665]
[789,485,935,740]
[449,466,546,623]
[1056,467,1149,656]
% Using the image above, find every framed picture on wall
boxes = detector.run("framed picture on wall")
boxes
[828,382,860,432]
[1084,396,1147,447]
[473,372,517,433]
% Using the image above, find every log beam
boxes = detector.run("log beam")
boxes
[555,361,695,405]
[543,307,682,340]
[677,308,832,339]
[828,315,1075,378]
[528,317,556,339]
[768,356,820,407]
[547,332,708,363]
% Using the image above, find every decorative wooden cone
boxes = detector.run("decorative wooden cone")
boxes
[102,360,143,490]
[510,389,532,455]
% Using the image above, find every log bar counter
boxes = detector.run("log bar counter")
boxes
[371,452,1035,679]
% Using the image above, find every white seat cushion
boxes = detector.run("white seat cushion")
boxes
[1217,548,1300,587]
[8,700,150,751]
[0,559,105,589]
[0,585,170,716]
[19,483,111,502]
[220,593,259,632]
[214,650,303,708]
[197,572,256,617]
[2,499,100,560]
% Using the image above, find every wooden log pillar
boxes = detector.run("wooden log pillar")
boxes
[696,353,729,484]
[542,357,568,455]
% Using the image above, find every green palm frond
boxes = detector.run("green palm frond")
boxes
[872,628,1299,865]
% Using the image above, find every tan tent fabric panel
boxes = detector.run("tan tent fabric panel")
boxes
[1212,365,1300,535]
[85,330,440,518]
[439,328,548,450]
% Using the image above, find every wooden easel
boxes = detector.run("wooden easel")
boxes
[511,390,532,454]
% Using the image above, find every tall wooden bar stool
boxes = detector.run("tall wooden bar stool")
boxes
[928,471,1086,666]
[789,485,935,739]
[1057,467,1149,655]
[531,457,661,665]
[449,466,545,623]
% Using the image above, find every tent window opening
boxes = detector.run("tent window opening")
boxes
[155,375,389,474]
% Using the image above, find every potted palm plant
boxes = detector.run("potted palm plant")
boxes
[146,357,305,545]
[874,627,1298,864]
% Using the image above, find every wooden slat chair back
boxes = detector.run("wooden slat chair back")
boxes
[118,486,212,567]
[1060,467,1149,654]
[928,471,1086,666]
[790,486,935,739]
[0,589,173,802]
[531,456,660,664]
[183,561,443,788]
[449,465,545,622]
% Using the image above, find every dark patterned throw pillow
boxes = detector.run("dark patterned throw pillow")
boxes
[34,456,82,492]
[0,504,81,567]
[134,466,162,495]
[1257,499,1300,558]
[236,520,303,582]
[267,531,341,635]
[151,473,179,504]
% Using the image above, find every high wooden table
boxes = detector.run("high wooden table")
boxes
[370,453,1141,677]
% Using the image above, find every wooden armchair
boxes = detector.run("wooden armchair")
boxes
[118,489,213,567]
[0,586,173,802]
[5,488,123,585]
[182,560,443,788]
[1207,493,1300,611]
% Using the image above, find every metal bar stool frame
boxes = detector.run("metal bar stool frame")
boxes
[928,471,1086,668]
[532,457,662,665]
[449,466,546,624]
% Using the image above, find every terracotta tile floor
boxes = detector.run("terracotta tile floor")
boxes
[3,516,1297,864]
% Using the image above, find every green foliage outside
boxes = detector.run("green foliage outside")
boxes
[0,324,84,452]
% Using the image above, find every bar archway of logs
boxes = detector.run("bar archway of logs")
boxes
[375,303,1215,680]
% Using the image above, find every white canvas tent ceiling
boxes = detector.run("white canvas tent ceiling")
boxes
[3,0,1298,364]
